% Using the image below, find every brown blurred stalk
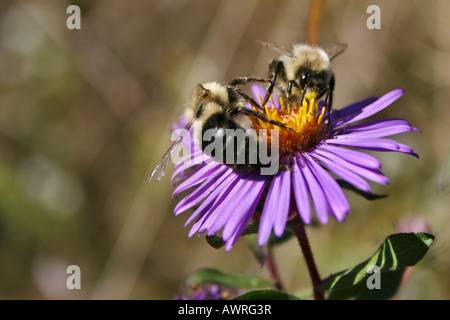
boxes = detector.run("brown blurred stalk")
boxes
[307,0,324,46]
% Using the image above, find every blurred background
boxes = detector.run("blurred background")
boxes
[0,0,449,299]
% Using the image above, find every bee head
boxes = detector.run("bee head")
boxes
[295,67,332,100]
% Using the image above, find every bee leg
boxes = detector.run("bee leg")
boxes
[327,75,335,124]
[321,87,331,124]
[286,80,294,109]
[228,77,270,112]
[228,77,269,87]
[262,60,283,107]
[236,106,304,135]
[327,92,334,124]
[232,88,265,111]
[299,86,307,108]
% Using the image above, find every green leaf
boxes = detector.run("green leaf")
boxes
[269,229,295,245]
[187,268,274,289]
[337,179,387,200]
[205,221,260,249]
[241,221,260,236]
[320,232,434,300]
[233,289,300,300]
[206,235,225,249]
[246,235,268,266]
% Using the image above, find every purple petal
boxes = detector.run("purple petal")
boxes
[171,151,204,184]
[187,173,240,236]
[222,177,267,242]
[304,154,349,222]
[224,187,263,251]
[299,155,329,224]
[273,171,292,237]
[172,162,219,198]
[195,176,242,234]
[251,85,267,106]
[330,97,378,125]
[333,89,404,126]
[318,144,382,169]
[312,151,372,193]
[291,157,312,224]
[258,167,291,246]
[224,212,254,251]
[313,148,389,185]
[171,164,202,185]
[172,161,196,182]
[325,137,419,158]
[174,165,231,216]
[338,118,420,139]
[207,178,254,236]
[200,175,266,238]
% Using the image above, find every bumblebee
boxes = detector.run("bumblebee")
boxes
[149,81,299,181]
[258,41,347,119]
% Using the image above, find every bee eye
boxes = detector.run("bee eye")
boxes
[300,73,309,89]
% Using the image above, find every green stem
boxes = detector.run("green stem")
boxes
[293,222,324,300]
[266,244,284,291]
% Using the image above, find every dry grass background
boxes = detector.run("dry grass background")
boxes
[0,0,449,299]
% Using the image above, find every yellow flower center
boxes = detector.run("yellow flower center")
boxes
[250,96,329,156]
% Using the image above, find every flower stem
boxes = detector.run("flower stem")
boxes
[307,0,325,46]
[293,222,324,300]
[265,245,284,291]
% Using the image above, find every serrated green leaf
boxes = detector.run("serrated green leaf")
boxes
[187,268,274,289]
[233,289,300,300]
[320,232,434,300]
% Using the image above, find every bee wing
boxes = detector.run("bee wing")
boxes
[148,141,178,182]
[148,121,192,183]
[256,40,296,60]
[321,43,348,60]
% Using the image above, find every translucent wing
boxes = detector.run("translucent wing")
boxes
[148,141,178,182]
[256,40,296,60]
[321,43,348,60]
[148,122,192,182]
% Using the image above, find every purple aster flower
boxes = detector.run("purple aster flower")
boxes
[174,283,242,300]
[175,284,223,300]
[171,85,419,251]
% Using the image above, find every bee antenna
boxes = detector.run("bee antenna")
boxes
[323,87,332,124]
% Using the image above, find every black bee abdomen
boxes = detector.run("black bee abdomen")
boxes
[201,113,239,155]
[203,113,239,131]
[201,113,262,170]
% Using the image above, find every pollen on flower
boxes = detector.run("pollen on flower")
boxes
[250,95,329,156]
